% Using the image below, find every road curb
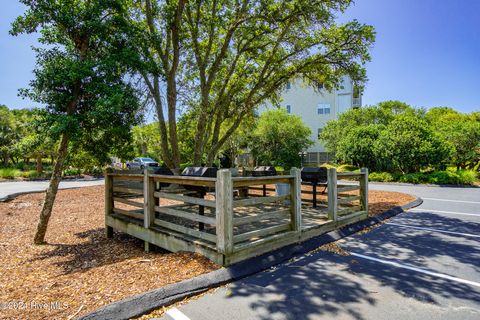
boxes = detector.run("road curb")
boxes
[80,197,423,320]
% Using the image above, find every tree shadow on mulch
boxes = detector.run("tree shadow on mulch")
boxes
[30,228,169,275]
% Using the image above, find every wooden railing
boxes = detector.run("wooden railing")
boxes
[327,168,368,221]
[227,169,301,253]
[105,167,368,260]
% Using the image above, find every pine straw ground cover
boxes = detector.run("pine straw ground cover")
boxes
[0,186,415,319]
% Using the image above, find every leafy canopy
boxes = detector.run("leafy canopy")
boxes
[249,109,313,169]
[11,0,141,164]
[132,0,375,167]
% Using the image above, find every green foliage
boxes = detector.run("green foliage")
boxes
[426,107,480,170]
[369,170,477,185]
[337,125,383,169]
[132,0,376,167]
[21,170,42,179]
[0,168,22,179]
[398,173,428,184]
[11,0,142,168]
[249,109,313,169]
[368,172,396,182]
[374,115,453,173]
[320,100,416,156]
[336,164,360,172]
[63,168,81,176]
[132,123,161,159]
[321,101,455,174]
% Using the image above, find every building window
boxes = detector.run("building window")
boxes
[317,103,331,115]
[286,81,291,90]
[286,105,291,114]
[318,128,323,139]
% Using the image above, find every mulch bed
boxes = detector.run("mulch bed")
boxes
[0,185,415,319]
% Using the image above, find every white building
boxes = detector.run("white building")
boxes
[260,76,361,164]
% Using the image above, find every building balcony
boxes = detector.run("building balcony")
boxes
[353,97,362,108]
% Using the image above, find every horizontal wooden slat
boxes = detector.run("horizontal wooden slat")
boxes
[247,186,276,192]
[153,219,217,243]
[337,205,362,216]
[233,209,290,226]
[107,173,144,178]
[337,195,361,204]
[337,210,367,221]
[113,197,143,208]
[155,205,216,225]
[234,223,291,243]
[233,231,297,253]
[113,208,143,220]
[337,185,360,192]
[336,172,364,177]
[159,188,197,194]
[113,187,144,195]
[155,192,216,208]
[111,175,144,181]
[232,176,293,187]
[233,195,289,207]
[150,175,216,187]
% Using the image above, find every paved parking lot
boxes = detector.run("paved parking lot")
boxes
[160,184,480,320]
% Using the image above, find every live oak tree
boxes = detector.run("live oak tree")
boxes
[132,0,375,169]
[11,0,141,244]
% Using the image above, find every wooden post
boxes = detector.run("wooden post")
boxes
[327,168,338,221]
[289,168,302,233]
[360,167,369,214]
[216,169,233,255]
[104,167,114,238]
[144,169,155,228]
[144,169,155,252]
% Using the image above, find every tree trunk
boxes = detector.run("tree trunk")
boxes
[36,154,43,173]
[33,134,69,244]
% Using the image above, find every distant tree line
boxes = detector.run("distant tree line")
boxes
[320,101,480,174]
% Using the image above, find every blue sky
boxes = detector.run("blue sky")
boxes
[1,0,479,113]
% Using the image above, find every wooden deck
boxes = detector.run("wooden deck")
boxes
[105,168,368,266]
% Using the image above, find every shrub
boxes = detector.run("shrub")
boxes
[337,164,359,172]
[398,173,428,184]
[0,168,21,179]
[64,168,81,176]
[426,170,477,185]
[84,166,103,176]
[455,170,478,185]
[369,171,395,182]
[21,170,41,179]
[374,115,453,173]
[337,124,383,170]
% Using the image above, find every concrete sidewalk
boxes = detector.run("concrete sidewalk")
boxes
[0,179,105,201]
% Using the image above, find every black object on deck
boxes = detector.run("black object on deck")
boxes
[251,166,277,177]
[181,167,218,231]
[251,166,277,196]
[153,166,174,188]
[301,167,328,208]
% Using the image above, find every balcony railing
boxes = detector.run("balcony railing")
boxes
[353,97,362,108]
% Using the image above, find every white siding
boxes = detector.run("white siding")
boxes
[260,76,359,153]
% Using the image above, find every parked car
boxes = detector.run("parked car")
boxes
[126,157,159,170]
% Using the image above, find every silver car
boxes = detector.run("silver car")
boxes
[126,157,159,170]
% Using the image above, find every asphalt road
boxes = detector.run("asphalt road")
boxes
[160,183,480,320]
[0,178,104,201]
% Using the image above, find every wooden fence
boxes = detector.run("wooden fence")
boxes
[105,167,368,265]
